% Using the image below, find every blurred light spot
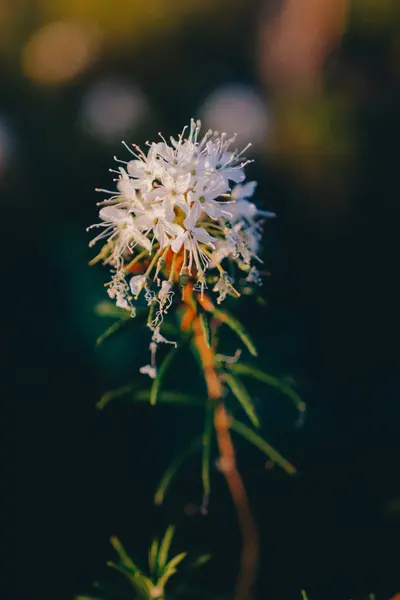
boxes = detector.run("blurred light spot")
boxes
[199,84,268,151]
[81,78,149,142]
[0,118,15,177]
[259,0,348,91]
[21,21,101,85]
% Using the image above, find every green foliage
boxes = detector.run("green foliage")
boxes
[77,527,211,600]
[228,362,306,414]
[230,418,297,475]
[150,347,178,406]
[202,399,214,501]
[213,308,258,357]
[222,372,260,428]
[154,438,201,505]
[92,296,303,595]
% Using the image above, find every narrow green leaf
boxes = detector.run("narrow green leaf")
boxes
[202,400,214,500]
[223,372,260,428]
[89,244,111,266]
[149,537,159,577]
[230,363,305,413]
[110,536,139,573]
[163,551,187,573]
[199,313,211,348]
[106,561,134,577]
[301,591,309,600]
[213,309,257,356]
[150,348,177,406]
[94,300,131,319]
[97,383,135,410]
[154,439,201,506]
[157,526,175,570]
[107,561,151,597]
[230,419,297,475]
[157,552,187,589]
[135,389,202,407]
[96,319,129,345]
[190,554,212,569]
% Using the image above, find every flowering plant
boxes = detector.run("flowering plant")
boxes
[88,119,274,378]
[86,120,303,600]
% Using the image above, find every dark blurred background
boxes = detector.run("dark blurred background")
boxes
[1,1,400,599]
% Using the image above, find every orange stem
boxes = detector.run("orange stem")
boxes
[183,290,259,600]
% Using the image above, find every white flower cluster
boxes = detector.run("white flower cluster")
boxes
[88,119,274,377]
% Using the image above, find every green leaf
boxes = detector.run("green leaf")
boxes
[189,554,212,569]
[107,561,151,598]
[202,400,214,500]
[94,300,131,320]
[96,383,135,410]
[163,551,187,573]
[149,537,159,577]
[213,309,257,356]
[110,537,140,573]
[199,312,211,348]
[107,560,135,577]
[89,243,111,266]
[96,319,130,345]
[157,526,175,570]
[154,438,201,506]
[223,372,260,428]
[135,389,202,407]
[229,363,305,413]
[157,552,187,588]
[230,419,297,475]
[150,348,178,406]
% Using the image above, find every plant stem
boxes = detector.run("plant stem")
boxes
[185,292,259,600]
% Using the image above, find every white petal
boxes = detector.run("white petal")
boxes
[161,170,175,190]
[139,364,157,379]
[204,200,222,219]
[192,227,217,247]
[134,214,153,230]
[231,181,257,201]
[131,227,152,251]
[99,206,128,224]
[158,280,172,301]
[163,221,184,237]
[130,274,146,295]
[154,222,168,248]
[162,196,175,221]
[146,187,167,201]
[222,168,246,184]
[183,201,202,231]
[127,160,146,178]
[175,172,192,193]
[176,199,190,215]
[171,231,188,253]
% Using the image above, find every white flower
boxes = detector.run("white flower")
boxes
[139,364,157,379]
[171,201,217,276]
[158,280,172,301]
[189,177,229,220]
[125,142,164,191]
[130,274,147,296]
[213,274,234,304]
[89,118,274,369]
[134,200,184,249]
[87,206,152,265]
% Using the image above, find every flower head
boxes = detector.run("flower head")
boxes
[88,119,274,375]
